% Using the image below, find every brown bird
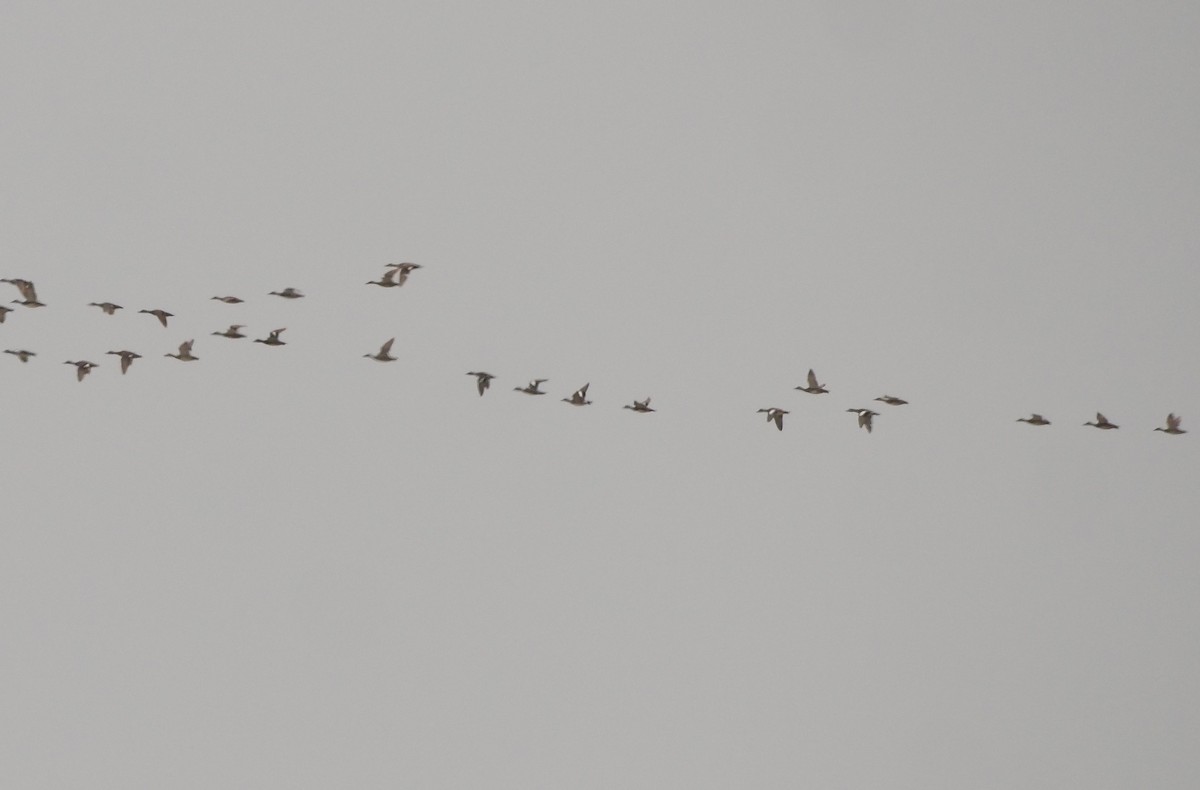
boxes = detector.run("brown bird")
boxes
[467,371,496,396]
[366,268,404,288]
[383,262,422,287]
[4,349,35,363]
[757,407,788,431]
[212,324,247,339]
[269,288,304,299]
[562,383,592,406]
[165,339,198,361]
[106,350,142,374]
[139,308,174,327]
[1084,413,1119,430]
[1155,414,1186,435]
[0,305,11,322]
[515,379,548,395]
[89,302,123,315]
[1017,414,1051,426]
[364,338,397,362]
[7,280,44,307]
[211,296,244,304]
[64,360,98,382]
[875,395,908,406]
[795,369,828,394]
[623,397,655,413]
[254,328,287,346]
[848,408,879,433]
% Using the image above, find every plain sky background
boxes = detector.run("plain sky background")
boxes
[2,1,1198,787]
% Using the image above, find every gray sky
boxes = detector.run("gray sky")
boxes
[2,1,1198,787]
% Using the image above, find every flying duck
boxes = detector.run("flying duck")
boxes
[64,360,98,382]
[269,287,304,299]
[848,408,879,433]
[0,305,11,322]
[1017,414,1051,426]
[515,379,548,395]
[757,407,789,431]
[795,369,828,394]
[165,340,199,361]
[212,324,247,339]
[1155,414,1186,435]
[383,262,422,287]
[562,383,592,406]
[875,395,908,406]
[623,397,655,413]
[211,296,244,304]
[254,328,287,346]
[1084,413,1119,430]
[467,371,496,396]
[364,338,397,362]
[4,349,35,363]
[8,280,44,307]
[89,302,123,315]
[106,350,142,374]
[139,308,174,327]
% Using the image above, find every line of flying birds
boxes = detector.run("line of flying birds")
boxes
[0,267,1188,436]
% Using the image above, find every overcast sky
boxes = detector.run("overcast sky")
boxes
[2,1,1198,787]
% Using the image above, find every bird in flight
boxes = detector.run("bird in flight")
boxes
[1017,414,1051,426]
[1154,413,1185,435]
[515,379,548,395]
[139,308,174,327]
[1084,413,1119,430]
[64,360,99,382]
[757,407,789,431]
[364,338,397,362]
[562,383,592,406]
[254,328,287,346]
[795,369,828,394]
[623,397,655,413]
[106,350,142,375]
[467,371,496,396]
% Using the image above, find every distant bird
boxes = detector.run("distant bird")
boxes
[467,371,496,396]
[4,349,35,363]
[562,383,592,406]
[383,262,422,287]
[165,339,198,361]
[7,280,44,307]
[1084,412,1119,430]
[0,305,11,322]
[211,296,244,304]
[875,395,908,406]
[106,350,141,374]
[515,379,548,395]
[795,369,828,394]
[89,302,123,315]
[212,324,246,339]
[269,287,304,299]
[366,268,401,288]
[1155,413,1186,435]
[848,408,879,433]
[1017,414,1051,426]
[139,308,174,328]
[254,328,287,346]
[623,397,655,413]
[64,360,98,382]
[364,338,397,362]
[757,407,789,431]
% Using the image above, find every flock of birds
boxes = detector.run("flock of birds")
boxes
[0,267,1189,437]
